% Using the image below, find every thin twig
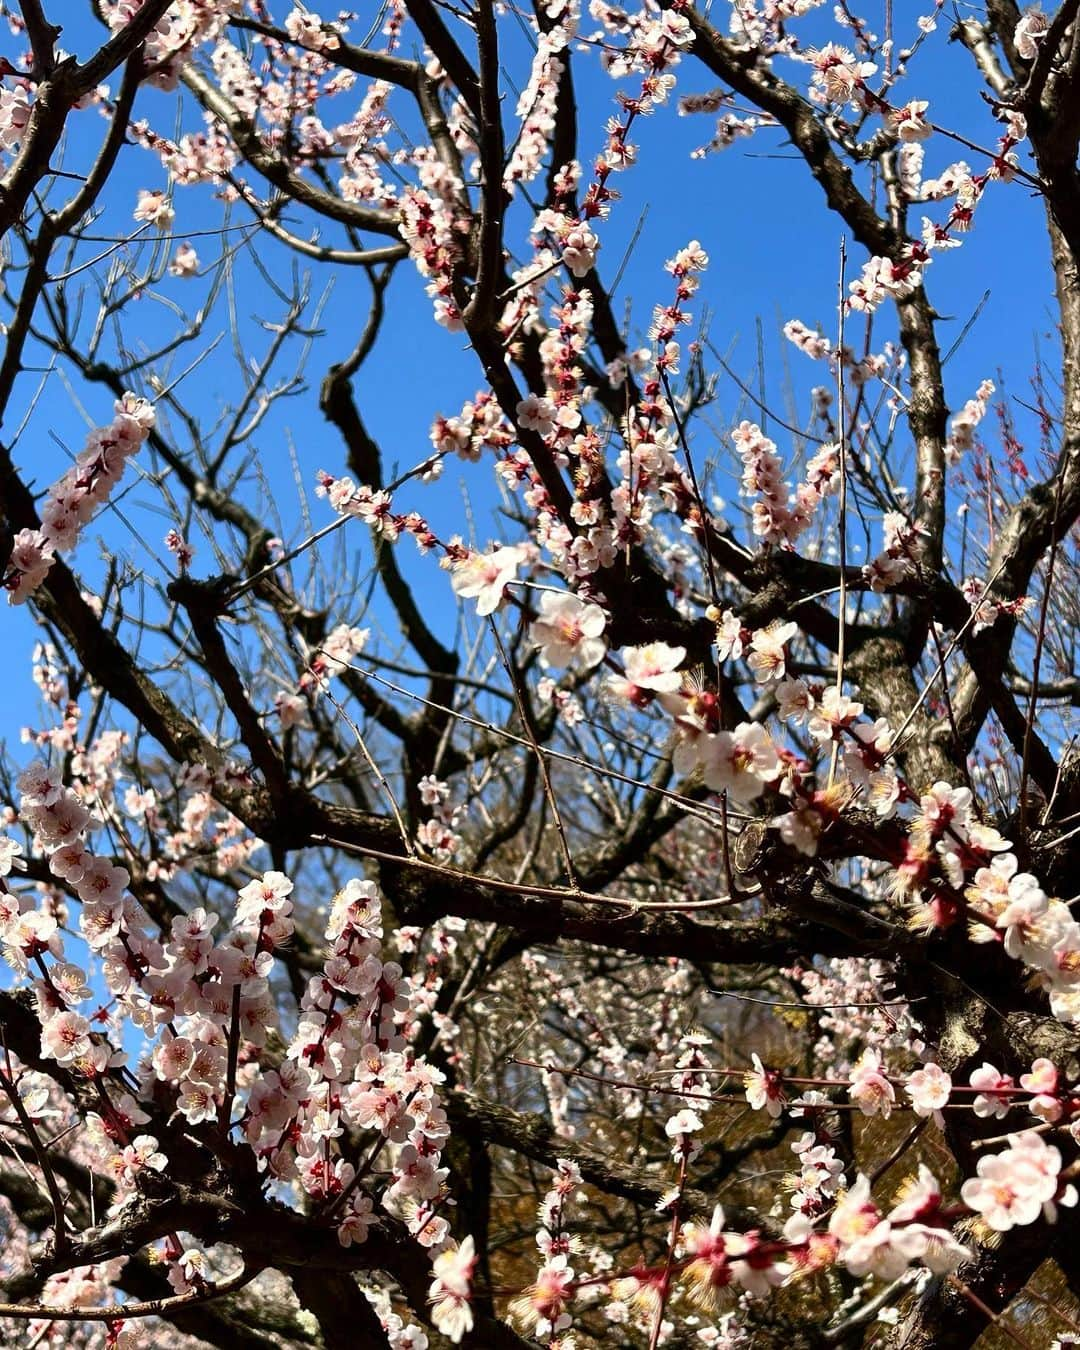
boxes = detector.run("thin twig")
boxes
[489,619,579,888]
[0,1051,70,1255]
[945,1275,1037,1350]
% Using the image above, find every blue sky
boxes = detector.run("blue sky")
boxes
[0,4,1060,761]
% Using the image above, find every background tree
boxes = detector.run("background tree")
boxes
[0,0,1079,1346]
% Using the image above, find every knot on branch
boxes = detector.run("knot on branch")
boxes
[167,573,240,618]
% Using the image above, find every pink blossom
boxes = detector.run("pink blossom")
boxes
[561,224,599,277]
[744,1054,785,1117]
[681,1206,732,1308]
[828,1175,881,1247]
[849,1049,896,1118]
[808,687,864,742]
[890,100,932,143]
[40,1010,91,1063]
[713,608,746,662]
[517,393,557,434]
[0,836,23,876]
[168,242,200,277]
[1014,8,1050,60]
[609,642,686,701]
[134,189,175,230]
[700,723,780,802]
[905,1063,951,1119]
[747,621,798,683]
[450,545,525,617]
[510,1255,575,1336]
[530,592,606,669]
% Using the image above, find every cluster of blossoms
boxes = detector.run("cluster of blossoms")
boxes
[947,378,996,464]
[509,1159,582,1338]
[247,877,454,1250]
[0,772,181,1239]
[270,619,370,729]
[399,161,470,330]
[847,244,931,314]
[797,28,1019,283]
[892,780,1080,1015]
[601,243,713,566]
[739,421,847,548]
[634,1034,1078,1304]
[963,1132,1077,1230]
[783,318,907,392]
[366,1282,432,1349]
[283,5,343,52]
[596,628,1080,1040]
[805,78,1027,313]
[428,1236,477,1342]
[666,633,787,801]
[788,958,923,1071]
[523,288,621,579]
[415,774,463,862]
[482,1012,1080,1337]
[28,1259,135,1346]
[919,110,1027,246]
[504,3,576,191]
[803,42,879,107]
[785,1118,847,1220]
[863,511,928,591]
[632,1137,976,1314]
[535,673,586,726]
[164,527,196,569]
[787,1166,973,1282]
[725,0,832,52]
[961,575,1035,636]
[122,759,261,884]
[4,394,155,604]
[852,119,1027,316]
[430,390,514,468]
[1,748,469,1304]
[520,284,594,450]
[731,421,820,547]
[317,473,406,540]
[21,640,80,755]
[601,634,849,850]
[741,1040,1080,1138]
[679,88,774,158]
[966,855,1080,1025]
[295,621,371,716]
[131,113,237,189]
[326,232,749,657]
[523,1,694,283]
[102,0,241,90]
[315,466,465,569]
[0,79,30,153]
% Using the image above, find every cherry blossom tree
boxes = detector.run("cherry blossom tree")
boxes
[2,0,1080,1347]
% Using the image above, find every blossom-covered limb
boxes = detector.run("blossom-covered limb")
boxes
[0,1262,258,1322]
[178,64,401,238]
